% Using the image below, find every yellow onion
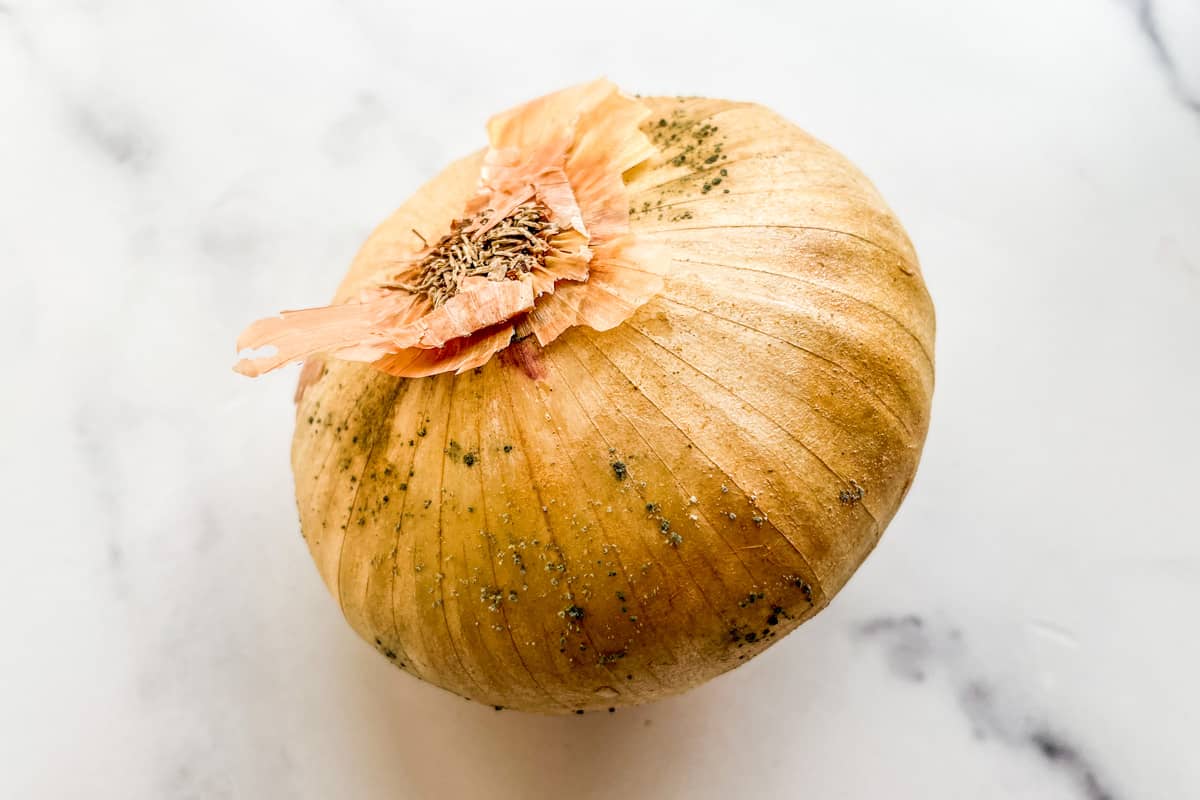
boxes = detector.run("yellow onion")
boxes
[237,81,935,713]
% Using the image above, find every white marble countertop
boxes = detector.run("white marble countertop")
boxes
[3,1,1198,797]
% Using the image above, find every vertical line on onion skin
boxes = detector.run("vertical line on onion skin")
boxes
[568,329,816,599]
[577,326,827,604]
[639,225,933,411]
[657,258,932,427]
[493,363,608,697]
[627,303,891,529]
[661,272,923,433]
[674,253,930,370]
[487,362,605,704]
[430,372,489,699]
[334,377,403,632]
[377,379,423,675]
[625,323,881,535]
[496,358,669,705]
[655,293,914,449]
[557,336,768,609]
[357,377,419,671]
[294,365,378,590]
[565,333,792,587]
[568,327,827,668]
[387,376,443,682]
[628,321,883,527]
[541,344,728,683]
[434,367,528,705]
[470,365,570,712]
[316,370,395,593]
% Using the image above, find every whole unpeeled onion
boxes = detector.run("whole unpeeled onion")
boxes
[244,86,934,713]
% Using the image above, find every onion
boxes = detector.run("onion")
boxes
[238,82,935,713]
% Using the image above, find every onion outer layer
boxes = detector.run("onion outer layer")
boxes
[291,96,935,713]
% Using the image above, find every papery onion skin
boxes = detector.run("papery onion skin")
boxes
[291,97,934,713]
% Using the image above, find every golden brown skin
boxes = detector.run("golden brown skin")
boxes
[290,97,935,713]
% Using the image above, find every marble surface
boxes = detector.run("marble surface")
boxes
[3,0,1198,797]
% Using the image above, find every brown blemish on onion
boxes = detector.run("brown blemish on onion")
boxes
[294,357,326,404]
[500,336,547,381]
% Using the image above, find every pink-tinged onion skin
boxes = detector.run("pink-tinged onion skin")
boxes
[290,97,934,713]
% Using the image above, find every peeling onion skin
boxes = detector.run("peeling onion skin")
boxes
[291,97,935,713]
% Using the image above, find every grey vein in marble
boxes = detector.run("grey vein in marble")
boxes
[855,616,1117,800]
[1135,0,1200,111]
[72,404,126,574]
[70,101,156,172]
